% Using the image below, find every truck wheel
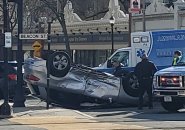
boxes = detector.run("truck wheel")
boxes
[161,101,184,112]
[49,51,71,78]
[122,72,139,97]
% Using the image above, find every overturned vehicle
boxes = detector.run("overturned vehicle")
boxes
[24,51,141,106]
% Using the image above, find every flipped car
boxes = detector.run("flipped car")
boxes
[24,51,140,106]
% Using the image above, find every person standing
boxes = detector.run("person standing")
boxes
[112,59,124,77]
[134,54,157,110]
[172,50,182,66]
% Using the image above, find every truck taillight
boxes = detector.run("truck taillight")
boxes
[26,74,40,81]
[8,74,17,80]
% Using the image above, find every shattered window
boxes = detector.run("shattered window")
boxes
[111,51,129,67]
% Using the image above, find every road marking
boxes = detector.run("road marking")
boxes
[73,110,94,119]
[9,116,148,130]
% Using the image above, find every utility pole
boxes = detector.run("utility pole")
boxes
[0,0,12,117]
[142,0,146,32]
[13,0,25,107]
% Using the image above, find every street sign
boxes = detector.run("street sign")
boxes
[19,33,48,40]
[5,32,12,48]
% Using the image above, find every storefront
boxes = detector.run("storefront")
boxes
[9,32,129,67]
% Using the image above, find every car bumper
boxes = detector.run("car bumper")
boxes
[153,89,185,97]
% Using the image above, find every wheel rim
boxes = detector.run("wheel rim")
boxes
[53,54,68,70]
[129,75,139,90]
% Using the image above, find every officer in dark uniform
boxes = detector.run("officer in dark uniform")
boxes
[112,59,123,77]
[111,58,129,78]
[134,54,157,110]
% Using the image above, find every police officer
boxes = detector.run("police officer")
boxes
[172,50,182,66]
[134,54,157,110]
[112,59,123,77]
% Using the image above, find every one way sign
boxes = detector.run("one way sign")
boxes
[19,33,48,40]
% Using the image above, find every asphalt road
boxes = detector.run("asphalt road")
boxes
[1,98,185,130]
[79,102,185,129]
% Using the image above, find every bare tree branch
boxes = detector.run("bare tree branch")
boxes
[8,4,16,32]
[119,0,130,13]
[40,0,71,58]
[84,9,108,20]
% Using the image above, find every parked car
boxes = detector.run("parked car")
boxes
[24,51,141,106]
[0,61,29,100]
[0,61,17,99]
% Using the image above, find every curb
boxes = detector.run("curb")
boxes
[0,115,13,119]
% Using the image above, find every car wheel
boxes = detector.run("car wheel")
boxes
[161,101,184,112]
[49,51,71,77]
[122,72,139,97]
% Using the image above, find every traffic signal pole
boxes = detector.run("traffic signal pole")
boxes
[0,0,12,118]
[13,0,25,107]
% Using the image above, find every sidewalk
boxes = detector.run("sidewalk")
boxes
[0,96,148,130]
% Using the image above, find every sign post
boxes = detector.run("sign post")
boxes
[46,19,52,109]
[13,0,25,108]
[129,0,142,47]
[142,0,146,32]
[20,33,48,109]
[0,0,12,118]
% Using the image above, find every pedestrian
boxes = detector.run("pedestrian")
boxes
[134,54,157,110]
[112,59,124,77]
[172,50,182,66]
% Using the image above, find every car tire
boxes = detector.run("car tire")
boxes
[49,51,71,78]
[161,101,184,112]
[122,72,139,97]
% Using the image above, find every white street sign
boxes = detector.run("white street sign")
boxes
[5,32,12,48]
[19,33,48,40]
